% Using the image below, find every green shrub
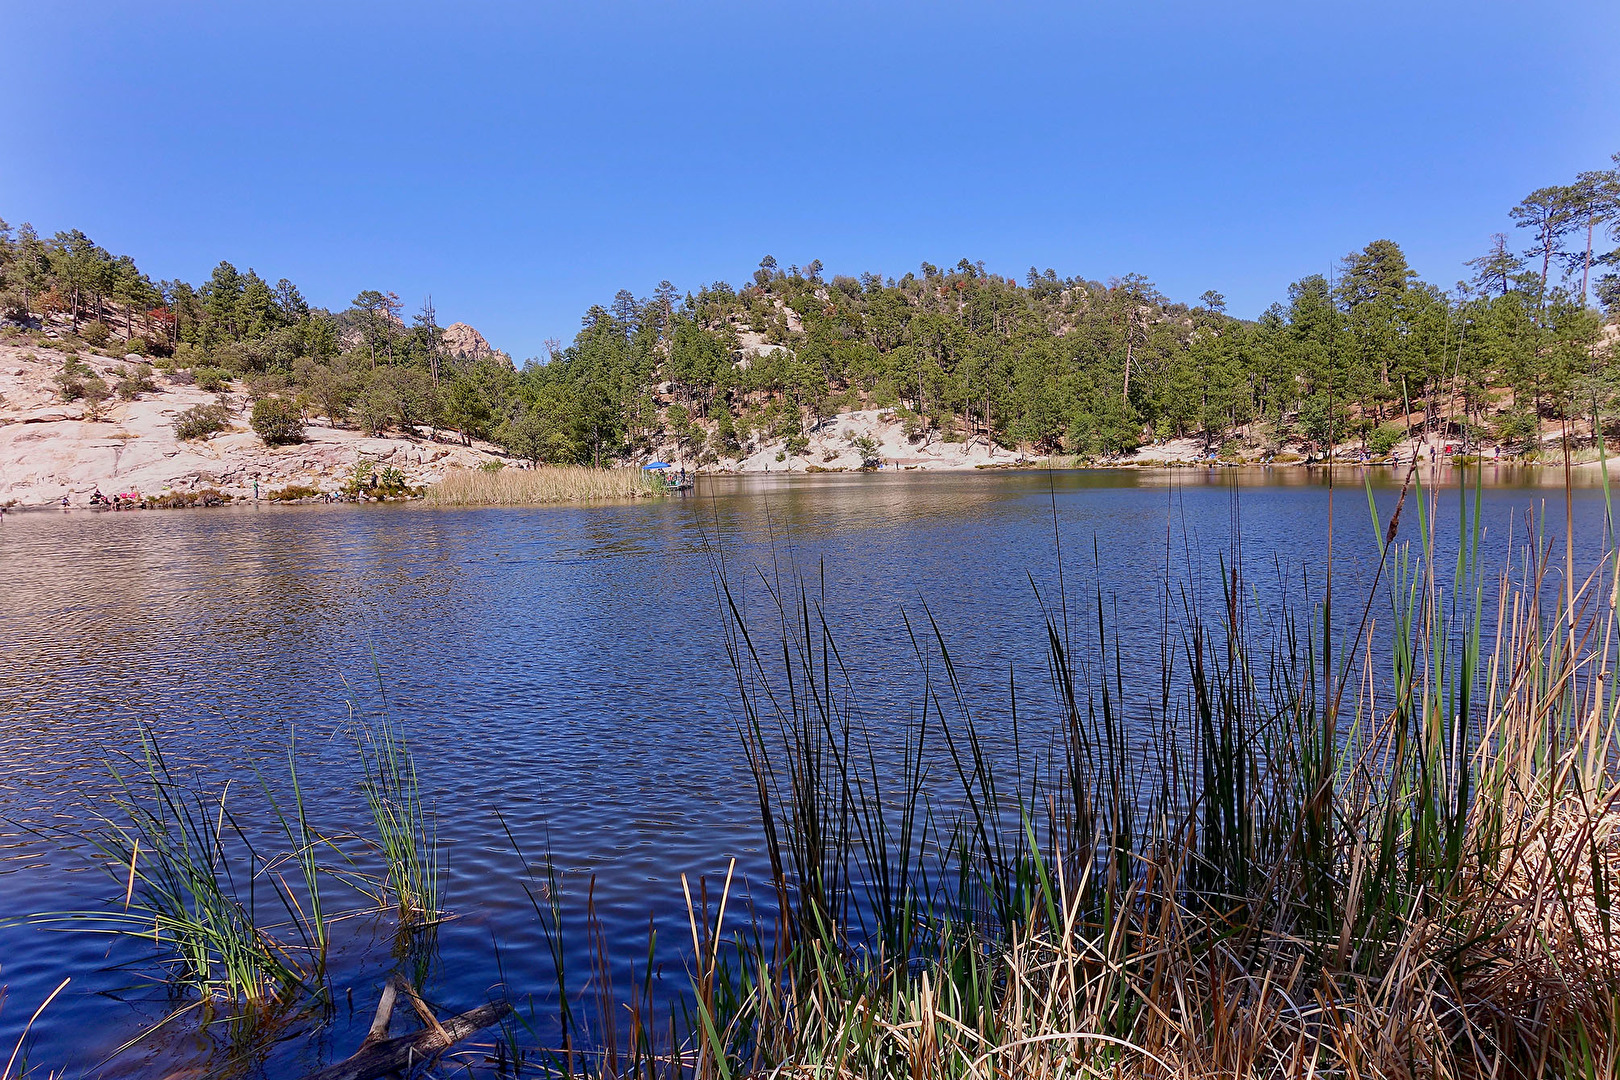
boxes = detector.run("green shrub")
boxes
[1366,425,1405,456]
[54,356,95,401]
[268,484,321,501]
[0,288,27,323]
[1493,410,1539,452]
[145,488,233,509]
[478,458,506,473]
[81,375,112,417]
[244,372,288,403]
[55,372,84,402]
[210,342,249,374]
[115,364,157,401]
[80,320,110,348]
[343,459,375,495]
[173,403,232,440]
[250,397,306,444]
[193,366,232,393]
[376,467,409,494]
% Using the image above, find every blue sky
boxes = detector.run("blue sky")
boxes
[1,1,1615,360]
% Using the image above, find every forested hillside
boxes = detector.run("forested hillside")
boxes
[3,152,1616,467]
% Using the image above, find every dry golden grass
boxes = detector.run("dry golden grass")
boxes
[423,465,658,506]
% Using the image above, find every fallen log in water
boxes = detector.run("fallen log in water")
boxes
[302,976,514,1080]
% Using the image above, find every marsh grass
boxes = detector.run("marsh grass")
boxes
[520,467,1620,1079]
[357,714,440,926]
[35,731,328,1009]
[426,466,659,506]
[14,710,441,1063]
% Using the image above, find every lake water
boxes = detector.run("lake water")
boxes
[0,466,1611,1076]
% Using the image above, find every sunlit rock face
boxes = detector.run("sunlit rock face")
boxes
[441,323,497,362]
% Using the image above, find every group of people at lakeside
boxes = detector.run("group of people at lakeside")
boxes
[84,487,142,509]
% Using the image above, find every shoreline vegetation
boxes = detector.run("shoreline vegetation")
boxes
[424,464,658,506]
[10,446,1620,513]
[7,450,1615,515]
[3,151,1619,506]
[16,470,1618,1078]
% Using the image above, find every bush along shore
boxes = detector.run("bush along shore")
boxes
[19,469,1620,1078]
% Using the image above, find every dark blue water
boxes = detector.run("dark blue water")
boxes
[0,467,1609,1076]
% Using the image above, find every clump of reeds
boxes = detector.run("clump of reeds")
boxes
[524,472,1619,1080]
[16,714,439,1035]
[357,715,440,926]
[425,466,658,506]
[11,731,328,1012]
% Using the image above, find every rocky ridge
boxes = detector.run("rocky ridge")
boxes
[0,344,507,507]
[441,322,495,361]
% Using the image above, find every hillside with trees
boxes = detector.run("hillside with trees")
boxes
[2,151,1616,469]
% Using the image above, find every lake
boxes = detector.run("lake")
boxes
[0,466,1611,1076]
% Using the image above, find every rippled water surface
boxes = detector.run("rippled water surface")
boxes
[0,467,1609,1075]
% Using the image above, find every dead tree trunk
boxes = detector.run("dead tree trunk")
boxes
[301,976,513,1080]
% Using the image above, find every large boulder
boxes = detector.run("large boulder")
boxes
[442,323,495,361]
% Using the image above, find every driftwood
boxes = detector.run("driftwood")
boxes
[302,975,514,1080]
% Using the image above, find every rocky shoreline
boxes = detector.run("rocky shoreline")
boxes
[0,343,506,508]
[651,406,1599,476]
[4,341,1605,513]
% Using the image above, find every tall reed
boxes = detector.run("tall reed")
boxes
[425,466,658,506]
[17,731,329,1009]
[357,714,440,926]
[16,710,440,1037]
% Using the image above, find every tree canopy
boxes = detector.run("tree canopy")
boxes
[2,150,1616,464]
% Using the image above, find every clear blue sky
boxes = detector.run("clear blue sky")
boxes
[1,1,1615,360]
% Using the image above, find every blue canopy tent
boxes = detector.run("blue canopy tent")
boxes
[643,462,671,470]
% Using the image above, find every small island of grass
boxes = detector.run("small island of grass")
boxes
[422,464,660,506]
